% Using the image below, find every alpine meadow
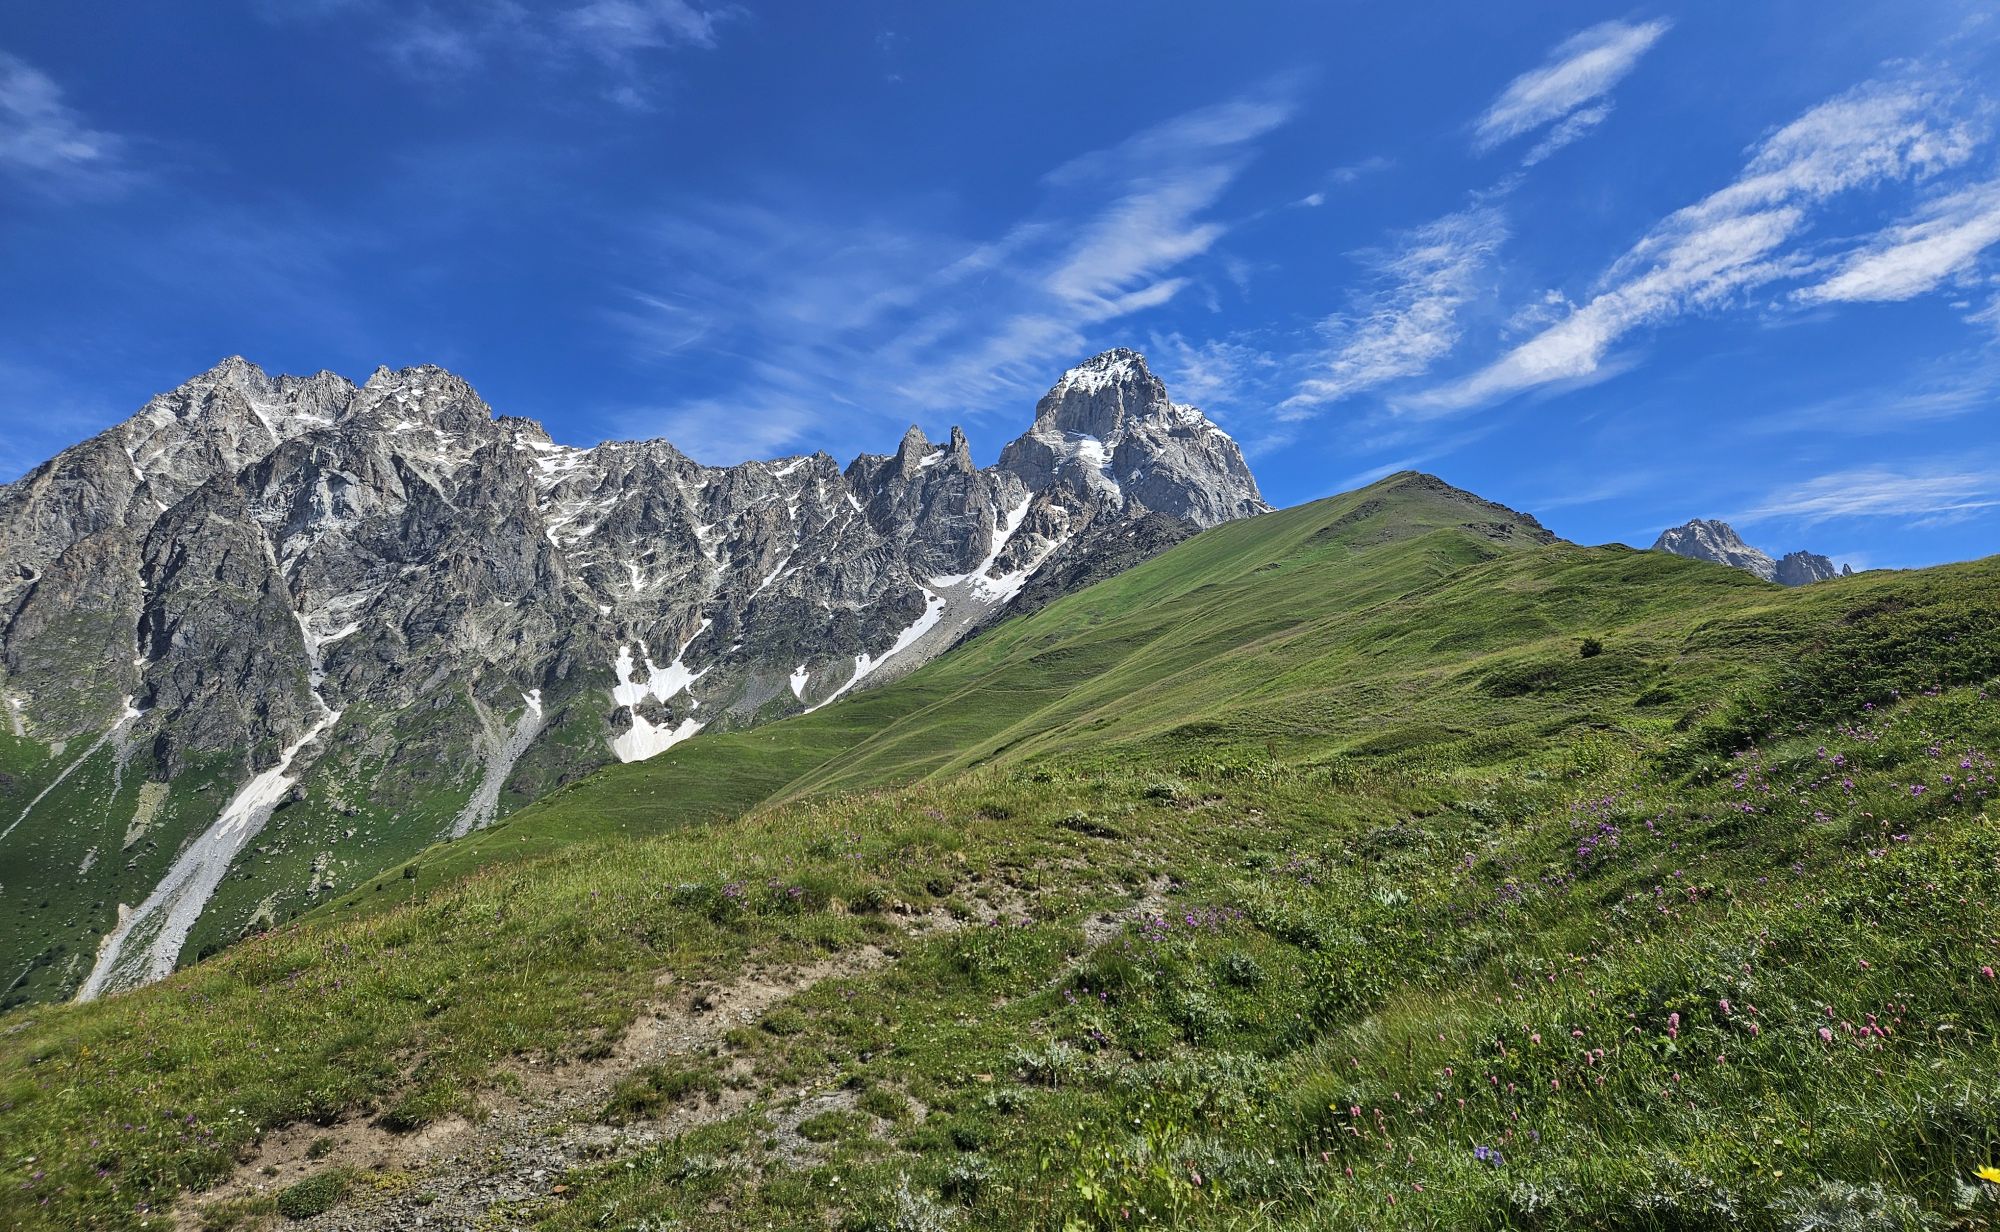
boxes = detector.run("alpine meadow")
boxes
[4,4,2000,1231]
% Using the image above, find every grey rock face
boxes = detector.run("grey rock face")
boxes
[996,348,1266,528]
[0,347,1264,1000]
[1651,519,1846,586]
[1774,550,1845,586]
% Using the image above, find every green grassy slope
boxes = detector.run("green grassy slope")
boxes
[342,474,1782,911]
[3,472,1998,1231]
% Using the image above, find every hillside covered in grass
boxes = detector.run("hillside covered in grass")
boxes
[2,473,1998,1231]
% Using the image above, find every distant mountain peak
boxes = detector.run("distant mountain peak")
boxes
[1652,518,1847,585]
[1049,347,1151,397]
[1003,348,1265,527]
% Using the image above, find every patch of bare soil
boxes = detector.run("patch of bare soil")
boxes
[1080,874,1175,947]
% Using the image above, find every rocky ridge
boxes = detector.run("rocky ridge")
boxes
[0,348,1266,1003]
[1651,518,1847,586]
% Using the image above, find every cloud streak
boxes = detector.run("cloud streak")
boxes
[1280,206,1506,417]
[1146,331,1278,410]
[561,0,728,57]
[1796,176,2000,304]
[1416,81,1985,414]
[272,0,732,97]
[1474,19,1670,155]
[0,49,125,191]
[1740,465,2000,525]
[609,89,1297,461]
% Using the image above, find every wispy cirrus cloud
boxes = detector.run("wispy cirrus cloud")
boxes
[268,0,732,103]
[1796,176,2000,304]
[0,49,128,193]
[1747,350,2000,435]
[1145,331,1279,410]
[1739,465,2000,526]
[1415,81,1986,415]
[1473,18,1671,157]
[1279,206,1506,418]
[609,88,1297,460]
[561,0,728,57]
[1521,102,1611,166]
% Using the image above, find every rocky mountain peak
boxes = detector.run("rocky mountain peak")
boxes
[892,424,934,477]
[194,353,268,389]
[1776,549,1848,586]
[352,364,495,437]
[499,416,557,449]
[1652,518,1847,586]
[1036,348,1166,439]
[999,348,1266,528]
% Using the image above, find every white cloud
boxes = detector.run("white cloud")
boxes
[383,8,514,75]
[1972,292,2000,337]
[1280,207,1506,416]
[1796,177,2000,303]
[1418,81,1986,414]
[884,93,1295,407]
[610,88,1298,460]
[1740,465,1999,525]
[0,50,123,187]
[560,0,727,58]
[1748,351,2000,434]
[1145,332,1277,409]
[1474,19,1670,154]
[1043,164,1233,304]
[617,396,819,462]
[274,0,730,91]
[1521,102,1611,166]
[1328,155,1392,185]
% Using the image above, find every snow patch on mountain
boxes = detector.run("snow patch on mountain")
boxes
[610,622,712,763]
[806,588,948,714]
[76,707,342,1002]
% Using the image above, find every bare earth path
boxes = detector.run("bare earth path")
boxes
[176,876,1168,1230]
[178,919,952,1231]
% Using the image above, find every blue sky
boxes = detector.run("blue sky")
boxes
[3,2,1999,569]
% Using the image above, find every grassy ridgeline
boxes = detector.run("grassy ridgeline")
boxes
[2,473,1997,1230]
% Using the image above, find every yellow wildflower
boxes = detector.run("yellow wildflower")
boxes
[1977,1165,2000,1186]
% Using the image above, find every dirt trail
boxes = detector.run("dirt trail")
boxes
[179,914,957,1232]
[176,874,1167,1231]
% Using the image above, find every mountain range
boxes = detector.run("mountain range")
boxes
[0,348,1263,1005]
[1651,517,1848,585]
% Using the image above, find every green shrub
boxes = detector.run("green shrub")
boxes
[796,1109,864,1143]
[275,1169,352,1220]
[603,1063,721,1125]
[857,1086,910,1123]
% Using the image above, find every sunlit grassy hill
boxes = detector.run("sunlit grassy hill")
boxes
[3,472,1998,1231]
[344,472,1788,905]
